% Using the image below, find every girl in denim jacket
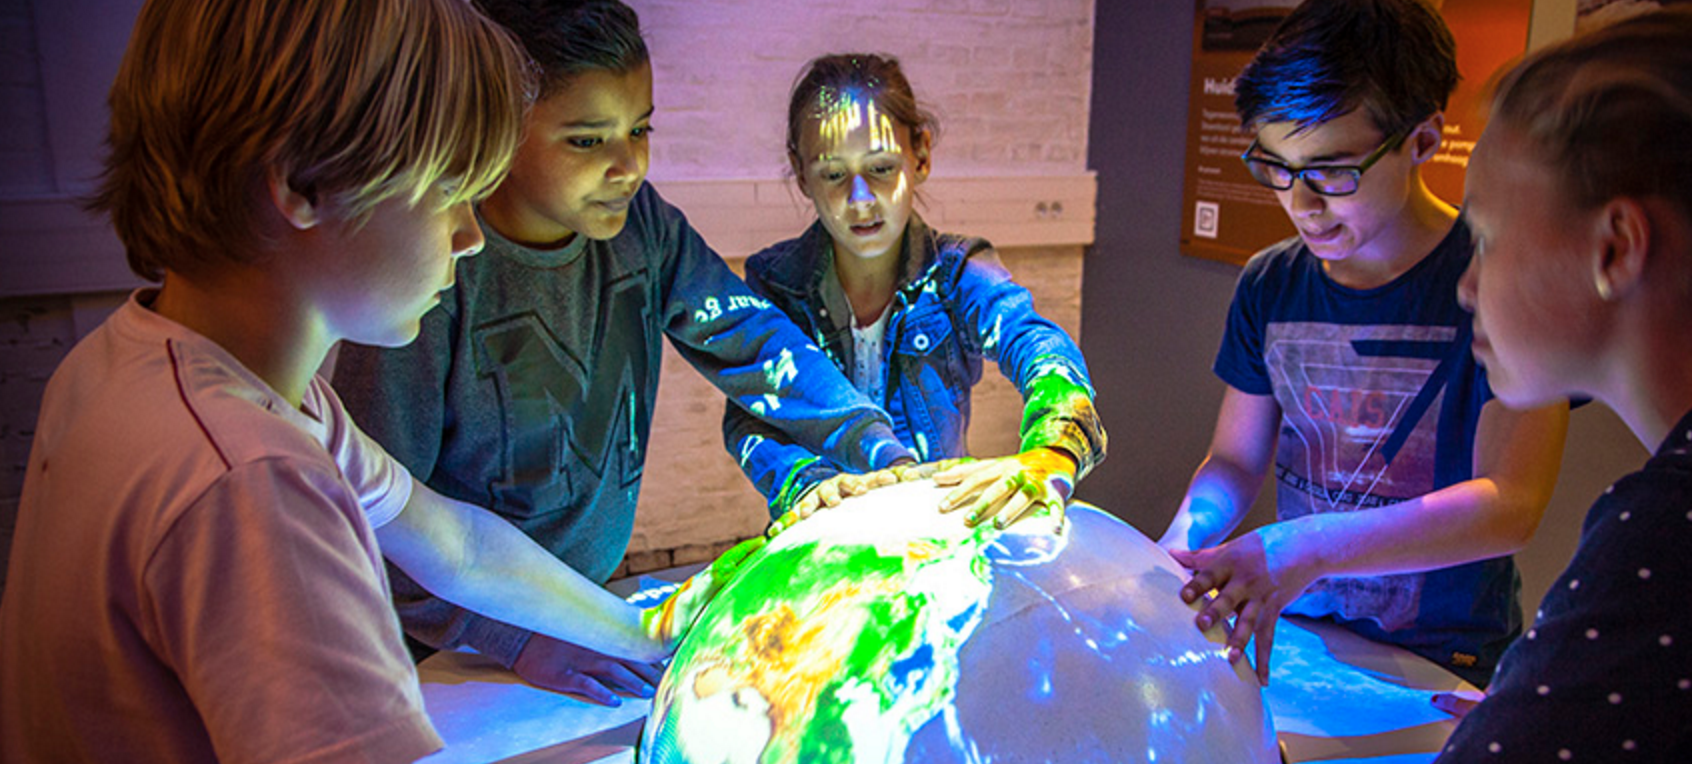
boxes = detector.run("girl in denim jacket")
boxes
[724,53,1107,530]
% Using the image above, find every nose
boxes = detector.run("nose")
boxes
[849,175,874,207]
[1456,255,1478,312]
[450,201,484,259]
[607,138,643,182]
[1286,179,1327,218]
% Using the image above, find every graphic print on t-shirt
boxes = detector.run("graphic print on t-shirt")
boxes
[1267,321,1462,631]
[472,272,654,517]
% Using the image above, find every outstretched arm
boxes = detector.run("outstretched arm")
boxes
[375,478,667,665]
[1172,399,1569,685]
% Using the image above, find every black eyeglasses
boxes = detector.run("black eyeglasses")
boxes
[1240,130,1410,196]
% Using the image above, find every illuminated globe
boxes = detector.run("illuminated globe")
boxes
[638,481,1278,763]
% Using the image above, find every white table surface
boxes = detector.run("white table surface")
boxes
[416,580,1476,764]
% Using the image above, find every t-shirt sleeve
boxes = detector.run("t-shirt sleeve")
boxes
[139,458,441,764]
[312,377,414,530]
[1212,251,1274,396]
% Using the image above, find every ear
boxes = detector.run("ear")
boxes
[788,152,813,198]
[1592,197,1651,302]
[265,168,320,230]
[910,127,933,184]
[1407,113,1445,166]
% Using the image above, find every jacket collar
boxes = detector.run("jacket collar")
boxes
[760,214,945,303]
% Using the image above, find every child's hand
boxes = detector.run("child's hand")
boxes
[510,635,664,706]
[772,459,970,535]
[1166,524,1320,687]
[640,535,767,650]
[934,448,1076,529]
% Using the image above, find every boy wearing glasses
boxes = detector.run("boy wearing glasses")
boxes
[1156,0,1569,689]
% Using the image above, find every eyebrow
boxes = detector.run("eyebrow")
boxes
[561,106,656,130]
[1256,144,1368,165]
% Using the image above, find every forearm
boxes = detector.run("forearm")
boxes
[1161,455,1264,551]
[724,401,842,515]
[1266,476,1543,579]
[1018,371,1106,480]
[379,483,665,664]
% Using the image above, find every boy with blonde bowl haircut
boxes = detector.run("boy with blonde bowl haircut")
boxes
[0,0,739,760]
[1157,0,1569,688]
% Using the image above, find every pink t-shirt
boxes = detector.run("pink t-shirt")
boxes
[0,291,440,763]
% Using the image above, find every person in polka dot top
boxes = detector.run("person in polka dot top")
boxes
[1439,7,1692,761]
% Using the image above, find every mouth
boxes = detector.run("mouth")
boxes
[848,220,884,237]
[1301,223,1344,245]
[595,196,634,214]
[1470,329,1491,363]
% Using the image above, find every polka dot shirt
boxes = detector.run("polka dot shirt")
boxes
[1435,409,1692,761]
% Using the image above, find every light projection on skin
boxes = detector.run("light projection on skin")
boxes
[808,88,914,219]
[639,482,1278,764]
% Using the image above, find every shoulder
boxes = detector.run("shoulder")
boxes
[918,225,998,286]
[169,345,329,471]
[622,182,691,243]
[31,320,352,544]
[746,223,830,294]
[1240,235,1309,283]
[745,233,806,278]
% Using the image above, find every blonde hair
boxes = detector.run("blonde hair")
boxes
[91,0,534,281]
[1490,7,1692,220]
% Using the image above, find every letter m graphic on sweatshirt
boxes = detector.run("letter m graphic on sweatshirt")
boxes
[473,274,653,512]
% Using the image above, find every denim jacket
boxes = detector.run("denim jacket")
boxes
[723,216,1106,516]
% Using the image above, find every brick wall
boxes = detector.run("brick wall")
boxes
[636,0,1095,181]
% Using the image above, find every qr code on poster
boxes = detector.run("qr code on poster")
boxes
[1194,200,1220,239]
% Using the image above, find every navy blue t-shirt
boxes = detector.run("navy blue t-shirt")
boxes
[1215,218,1516,685]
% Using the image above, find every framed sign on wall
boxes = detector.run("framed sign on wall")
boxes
[1178,0,1536,265]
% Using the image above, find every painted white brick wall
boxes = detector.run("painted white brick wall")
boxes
[635,0,1094,181]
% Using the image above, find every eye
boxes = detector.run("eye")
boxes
[567,136,603,149]
[870,162,899,176]
[631,125,653,139]
[819,168,847,183]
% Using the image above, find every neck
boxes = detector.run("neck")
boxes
[479,190,575,249]
[1324,181,1458,290]
[1599,306,1692,451]
[832,240,901,328]
[151,269,330,408]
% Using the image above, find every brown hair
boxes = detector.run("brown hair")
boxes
[91,0,534,281]
[785,53,937,175]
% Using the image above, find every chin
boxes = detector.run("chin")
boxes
[584,220,627,241]
[1488,377,1561,411]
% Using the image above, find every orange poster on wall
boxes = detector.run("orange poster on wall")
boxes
[1178,0,1535,265]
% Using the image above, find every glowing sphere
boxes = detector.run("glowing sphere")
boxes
[640,481,1278,763]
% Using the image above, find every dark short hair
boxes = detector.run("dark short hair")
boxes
[785,53,937,173]
[1235,0,1458,137]
[1491,6,1692,220]
[472,0,649,97]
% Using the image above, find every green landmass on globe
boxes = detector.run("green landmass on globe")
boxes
[641,481,1278,764]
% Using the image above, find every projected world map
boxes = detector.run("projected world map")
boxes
[640,481,1277,764]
